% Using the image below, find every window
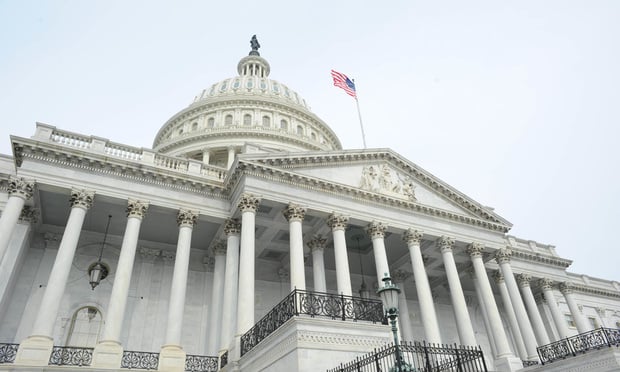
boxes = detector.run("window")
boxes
[311,132,317,140]
[66,306,103,347]
[243,114,252,126]
[208,117,215,127]
[225,115,233,125]
[280,119,288,130]
[262,116,270,127]
[191,122,198,131]
[588,317,599,329]
[296,125,303,135]
[616,321,620,328]
[178,128,184,135]
[565,314,576,328]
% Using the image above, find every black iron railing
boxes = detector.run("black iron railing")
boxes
[0,343,18,364]
[327,341,487,372]
[121,350,160,370]
[48,346,93,366]
[185,354,219,372]
[220,350,228,368]
[537,327,620,365]
[241,289,384,356]
[522,360,539,367]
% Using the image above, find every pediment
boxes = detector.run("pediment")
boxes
[236,149,512,230]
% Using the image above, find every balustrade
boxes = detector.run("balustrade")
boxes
[48,346,93,366]
[0,343,18,364]
[121,350,160,370]
[537,327,620,365]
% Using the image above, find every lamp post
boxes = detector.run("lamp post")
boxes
[377,273,412,372]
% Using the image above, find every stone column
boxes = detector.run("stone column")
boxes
[495,249,539,361]
[437,236,476,346]
[283,203,306,291]
[516,274,550,345]
[366,221,390,285]
[493,271,528,360]
[227,146,236,168]
[159,209,198,371]
[327,214,352,296]
[93,200,148,368]
[560,282,591,333]
[202,149,211,165]
[392,270,414,342]
[16,189,94,366]
[236,194,260,335]
[219,218,241,353]
[0,177,34,264]
[467,243,522,370]
[307,235,327,292]
[403,229,441,344]
[469,270,497,357]
[206,241,227,355]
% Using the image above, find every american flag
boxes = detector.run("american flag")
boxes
[331,70,357,98]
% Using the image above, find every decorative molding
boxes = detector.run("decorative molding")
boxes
[212,240,227,256]
[359,164,416,201]
[391,269,412,284]
[224,218,241,236]
[176,209,198,228]
[126,199,149,219]
[436,235,455,253]
[492,270,504,284]
[495,248,512,264]
[516,273,532,288]
[8,176,35,200]
[509,248,572,269]
[466,242,484,257]
[307,235,327,253]
[238,193,261,213]
[139,247,161,262]
[366,221,387,239]
[18,206,39,223]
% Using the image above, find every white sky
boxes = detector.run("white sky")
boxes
[1,1,619,281]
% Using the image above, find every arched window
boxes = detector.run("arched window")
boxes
[191,122,198,131]
[65,306,103,347]
[280,119,288,130]
[243,114,252,126]
[296,125,304,135]
[225,115,233,125]
[208,117,215,127]
[262,116,271,127]
[311,132,317,140]
[178,128,184,135]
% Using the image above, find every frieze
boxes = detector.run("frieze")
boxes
[360,164,416,201]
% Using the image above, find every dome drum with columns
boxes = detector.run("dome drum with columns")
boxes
[1,37,620,372]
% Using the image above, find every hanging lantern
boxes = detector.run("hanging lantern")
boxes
[88,215,112,290]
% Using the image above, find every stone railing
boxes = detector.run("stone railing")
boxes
[32,123,227,182]
[537,327,620,365]
[240,289,385,356]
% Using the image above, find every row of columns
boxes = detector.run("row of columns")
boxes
[1,186,597,370]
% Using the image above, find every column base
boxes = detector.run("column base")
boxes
[158,344,186,372]
[92,340,123,369]
[493,355,524,371]
[14,335,54,366]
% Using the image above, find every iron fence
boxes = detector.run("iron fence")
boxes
[537,327,620,365]
[121,350,160,370]
[48,346,93,366]
[327,341,487,372]
[241,289,384,356]
[220,350,228,368]
[0,343,18,364]
[185,354,219,372]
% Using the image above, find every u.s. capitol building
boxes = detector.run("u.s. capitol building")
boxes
[1,38,619,372]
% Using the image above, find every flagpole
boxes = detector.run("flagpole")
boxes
[352,79,367,149]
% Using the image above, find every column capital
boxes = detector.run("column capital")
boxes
[282,203,306,222]
[307,234,327,253]
[127,199,149,219]
[466,242,485,257]
[177,209,198,228]
[224,218,241,236]
[326,213,348,231]
[492,270,504,284]
[212,240,227,256]
[403,228,423,245]
[539,278,555,291]
[392,269,412,284]
[517,273,532,288]
[70,188,95,210]
[495,247,512,264]
[162,250,176,263]
[366,221,387,239]
[559,281,574,294]
[8,176,35,200]
[19,206,39,223]
[238,193,261,213]
[277,267,289,280]
[436,235,455,253]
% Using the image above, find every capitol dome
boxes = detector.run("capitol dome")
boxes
[153,37,343,168]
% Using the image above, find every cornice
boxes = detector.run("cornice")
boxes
[510,248,572,269]
[570,283,620,299]
[229,159,511,233]
[13,140,228,199]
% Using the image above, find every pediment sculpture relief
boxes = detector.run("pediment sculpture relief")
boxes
[360,164,416,201]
